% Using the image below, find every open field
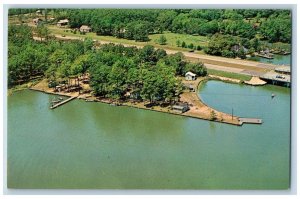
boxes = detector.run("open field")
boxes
[149,31,208,47]
[46,25,206,53]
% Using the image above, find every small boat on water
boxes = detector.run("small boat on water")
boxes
[85,99,94,102]
[51,100,61,103]
[271,93,276,98]
[51,97,64,104]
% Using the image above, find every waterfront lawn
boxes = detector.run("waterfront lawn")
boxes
[207,69,252,82]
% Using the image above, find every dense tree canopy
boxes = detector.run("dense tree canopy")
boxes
[8,9,291,89]
[39,8,292,43]
[8,25,207,103]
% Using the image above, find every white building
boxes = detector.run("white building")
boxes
[79,25,92,33]
[57,19,69,27]
[185,72,196,81]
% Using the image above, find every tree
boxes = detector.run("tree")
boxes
[184,62,207,76]
[89,64,111,96]
[141,70,159,103]
[107,64,127,99]
[70,54,89,75]
[181,41,186,48]
[158,35,167,45]
[155,10,177,32]
[176,40,181,47]
[260,16,291,43]
[138,45,156,64]
[36,25,50,42]
[210,110,217,121]
[8,25,33,45]
[236,48,246,59]
[188,43,194,49]
[154,49,167,60]
[133,22,150,42]
[83,38,94,53]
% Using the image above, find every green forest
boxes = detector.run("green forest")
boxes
[8,8,292,100]
[8,24,207,102]
[9,9,291,58]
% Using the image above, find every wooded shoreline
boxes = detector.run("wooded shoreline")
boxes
[27,77,250,126]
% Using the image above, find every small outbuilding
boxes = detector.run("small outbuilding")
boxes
[57,19,69,27]
[185,71,196,81]
[80,25,92,33]
[172,103,189,113]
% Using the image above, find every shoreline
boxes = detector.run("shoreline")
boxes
[29,86,242,127]
[28,78,244,126]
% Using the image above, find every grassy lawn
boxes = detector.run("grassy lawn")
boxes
[47,25,208,52]
[207,69,252,81]
[149,32,208,47]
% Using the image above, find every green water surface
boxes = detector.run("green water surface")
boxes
[247,54,291,66]
[7,81,291,189]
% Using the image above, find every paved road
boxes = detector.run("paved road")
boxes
[42,34,279,76]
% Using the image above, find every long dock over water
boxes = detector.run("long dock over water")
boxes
[239,118,263,125]
[50,96,77,109]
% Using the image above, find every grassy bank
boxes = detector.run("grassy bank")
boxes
[207,69,252,81]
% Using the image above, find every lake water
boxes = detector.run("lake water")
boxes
[247,54,291,66]
[7,81,290,189]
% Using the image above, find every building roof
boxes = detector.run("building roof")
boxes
[260,71,290,83]
[80,25,91,30]
[172,105,186,110]
[57,19,69,24]
[185,71,196,77]
[275,66,291,73]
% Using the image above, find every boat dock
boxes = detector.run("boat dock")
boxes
[259,65,291,87]
[238,118,263,125]
[50,96,77,109]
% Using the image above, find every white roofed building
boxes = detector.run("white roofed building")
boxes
[185,71,196,81]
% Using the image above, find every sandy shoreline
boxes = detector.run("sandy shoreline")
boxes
[28,78,244,126]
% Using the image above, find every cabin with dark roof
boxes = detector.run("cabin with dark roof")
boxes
[172,103,189,113]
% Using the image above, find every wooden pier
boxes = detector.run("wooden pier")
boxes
[50,96,77,109]
[238,118,263,125]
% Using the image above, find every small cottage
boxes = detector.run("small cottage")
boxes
[172,103,189,113]
[185,71,196,81]
[57,19,69,27]
[80,25,92,33]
